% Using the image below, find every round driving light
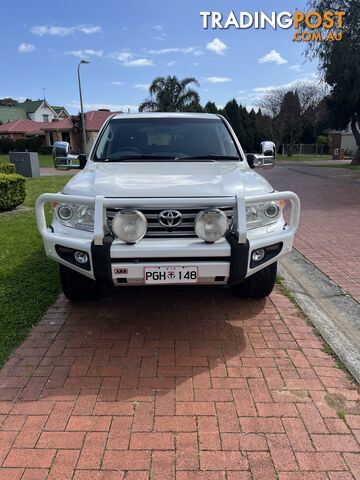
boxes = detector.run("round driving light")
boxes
[74,251,89,264]
[57,205,73,221]
[112,209,147,244]
[195,208,228,243]
[252,248,265,262]
[264,203,280,218]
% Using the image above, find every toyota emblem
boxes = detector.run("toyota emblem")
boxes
[158,210,182,228]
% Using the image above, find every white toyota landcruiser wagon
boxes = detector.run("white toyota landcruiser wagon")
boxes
[36,113,300,301]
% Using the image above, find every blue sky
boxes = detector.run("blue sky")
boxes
[1,0,318,113]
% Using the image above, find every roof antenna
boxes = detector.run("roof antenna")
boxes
[42,88,47,101]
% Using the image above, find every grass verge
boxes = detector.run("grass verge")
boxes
[277,154,332,162]
[0,175,70,366]
[0,154,53,168]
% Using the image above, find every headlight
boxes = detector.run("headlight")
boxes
[246,201,283,229]
[112,209,147,244]
[55,204,94,231]
[195,208,228,243]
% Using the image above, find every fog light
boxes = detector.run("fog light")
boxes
[252,248,265,262]
[74,251,89,264]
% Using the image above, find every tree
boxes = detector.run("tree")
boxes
[139,76,200,112]
[0,98,18,107]
[204,101,218,114]
[222,99,246,147]
[305,0,360,164]
[260,82,324,156]
[239,105,254,152]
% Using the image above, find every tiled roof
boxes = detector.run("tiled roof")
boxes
[84,110,114,130]
[0,107,27,124]
[17,100,45,113]
[0,119,44,134]
[0,110,117,135]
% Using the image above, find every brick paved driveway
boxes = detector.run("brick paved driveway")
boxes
[1,286,360,479]
[263,163,360,303]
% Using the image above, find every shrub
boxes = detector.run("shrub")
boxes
[13,136,43,153]
[0,173,26,212]
[0,163,16,174]
[0,137,15,154]
[39,145,53,155]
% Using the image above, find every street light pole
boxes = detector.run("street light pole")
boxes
[77,60,89,155]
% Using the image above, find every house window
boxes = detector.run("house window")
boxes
[43,114,49,122]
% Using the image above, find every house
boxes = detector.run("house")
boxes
[330,125,358,159]
[0,99,69,124]
[0,109,115,153]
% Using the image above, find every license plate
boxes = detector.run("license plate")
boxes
[144,266,198,284]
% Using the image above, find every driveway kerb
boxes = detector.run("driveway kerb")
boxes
[279,248,360,384]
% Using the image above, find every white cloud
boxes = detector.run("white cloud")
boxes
[147,47,203,56]
[258,49,287,65]
[289,64,303,73]
[18,43,36,53]
[111,81,124,85]
[31,25,101,36]
[134,83,149,90]
[153,25,163,31]
[110,51,154,67]
[206,38,227,55]
[204,76,232,84]
[65,49,103,59]
[67,100,138,113]
[166,61,176,67]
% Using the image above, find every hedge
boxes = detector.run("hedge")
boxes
[0,163,16,174]
[0,173,26,212]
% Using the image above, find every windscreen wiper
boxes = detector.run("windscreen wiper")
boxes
[175,155,240,161]
[101,155,177,162]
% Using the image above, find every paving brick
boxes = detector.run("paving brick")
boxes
[295,452,347,471]
[3,448,56,468]
[77,432,108,469]
[151,451,174,479]
[66,415,111,431]
[74,472,124,480]
[311,434,359,452]
[47,449,79,480]
[154,416,196,432]
[103,450,151,470]
[107,417,132,450]
[200,451,248,471]
[198,416,221,450]
[248,452,276,479]
[130,432,174,450]
[282,417,314,451]
[297,404,328,434]
[37,431,85,449]
[176,402,215,416]
[176,432,199,470]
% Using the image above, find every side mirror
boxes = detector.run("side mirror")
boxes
[52,141,86,170]
[246,153,275,170]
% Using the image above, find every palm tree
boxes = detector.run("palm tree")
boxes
[139,76,200,112]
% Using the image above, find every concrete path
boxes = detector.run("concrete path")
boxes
[1,287,360,479]
[263,163,360,303]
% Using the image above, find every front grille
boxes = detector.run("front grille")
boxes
[106,206,234,238]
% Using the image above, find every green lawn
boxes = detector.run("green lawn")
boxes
[0,175,70,366]
[277,154,332,162]
[0,154,53,168]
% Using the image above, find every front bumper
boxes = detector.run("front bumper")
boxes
[35,192,300,286]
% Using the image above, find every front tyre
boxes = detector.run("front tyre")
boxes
[232,262,277,299]
[59,264,100,301]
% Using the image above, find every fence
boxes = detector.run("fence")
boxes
[280,144,329,156]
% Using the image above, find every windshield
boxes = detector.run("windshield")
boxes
[94,117,241,162]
